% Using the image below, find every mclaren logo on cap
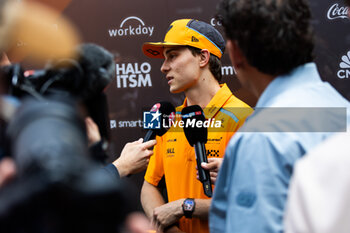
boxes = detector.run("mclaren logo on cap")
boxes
[191,36,199,42]
[147,49,160,56]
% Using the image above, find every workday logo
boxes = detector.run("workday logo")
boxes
[327,3,348,20]
[109,16,154,37]
[337,51,350,79]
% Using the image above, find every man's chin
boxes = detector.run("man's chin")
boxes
[169,87,181,94]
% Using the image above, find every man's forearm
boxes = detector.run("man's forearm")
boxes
[192,198,211,220]
[141,180,166,219]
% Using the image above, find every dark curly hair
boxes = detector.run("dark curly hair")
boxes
[217,0,314,76]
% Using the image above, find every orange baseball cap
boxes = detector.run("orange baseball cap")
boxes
[142,19,225,59]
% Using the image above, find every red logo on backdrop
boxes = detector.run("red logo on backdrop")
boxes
[150,103,160,112]
[195,111,202,115]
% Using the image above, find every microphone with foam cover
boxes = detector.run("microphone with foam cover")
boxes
[181,105,212,197]
[143,101,175,142]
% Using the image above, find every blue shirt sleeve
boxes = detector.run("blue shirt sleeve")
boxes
[103,163,121,181]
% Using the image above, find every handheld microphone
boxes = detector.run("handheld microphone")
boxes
[181,105,212,197]
[143,101,175,142]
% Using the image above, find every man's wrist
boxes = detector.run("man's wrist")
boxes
[176,199,185,218]
[112,159,128,178]
[182,198,195,218]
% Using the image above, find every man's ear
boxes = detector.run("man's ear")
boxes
[226,40,245,69]
[199,49,210,67]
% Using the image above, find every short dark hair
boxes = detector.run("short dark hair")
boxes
[187,46,223,82]
[345,0,350,6]
[217,0,314,76]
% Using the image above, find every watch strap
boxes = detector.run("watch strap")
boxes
[182,198,195,218]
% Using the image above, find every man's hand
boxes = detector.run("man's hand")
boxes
[152,199,184,232]
[113,138,156,177]
[164,226,185,233]
[125,212,155,233]
[85,117,101,146]
[197,158,223,184]
[0,158,16,188]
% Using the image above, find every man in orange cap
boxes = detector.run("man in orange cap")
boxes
[140,19,252,233]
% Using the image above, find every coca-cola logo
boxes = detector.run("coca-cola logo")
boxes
[327,3,349,20]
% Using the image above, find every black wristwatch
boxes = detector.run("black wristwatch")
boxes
[182,198,195,218]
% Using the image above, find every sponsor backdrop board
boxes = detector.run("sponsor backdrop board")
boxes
[61,0,252,204]
[8,0,350,208]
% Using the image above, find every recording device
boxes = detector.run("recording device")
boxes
[0,44,124,231]
[181,105,212,197]
[0,98,136,233]
[143,101,176,142]
[1,43,115,143]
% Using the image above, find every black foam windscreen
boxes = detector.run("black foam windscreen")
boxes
[149,101,175,137]
[181,105,207,146]
[35,43,114,101]
[76,43,115,97]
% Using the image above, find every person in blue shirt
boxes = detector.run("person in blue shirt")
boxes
[209,0,350,232]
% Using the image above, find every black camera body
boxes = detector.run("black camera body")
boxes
[0,44,135,233]
[2,43,115,144]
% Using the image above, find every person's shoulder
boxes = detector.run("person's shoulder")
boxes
[225,132,275,159]
[299,133,350,167]
[222,84,252,109]
[221,95,253,123]
[226,94,252,109]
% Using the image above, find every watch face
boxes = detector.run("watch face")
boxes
[183,199,194,211]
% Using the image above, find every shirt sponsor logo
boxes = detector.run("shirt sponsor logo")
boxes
[109,16,154,37]
[116,62,152,88]
[166,148,175,154]
[167,138,177,142]
[207,149,220,157]
[208,137,223,142]
[337,51,350,79]
[327,3,349,20]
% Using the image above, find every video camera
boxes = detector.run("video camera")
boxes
[1,43,115,143]
[0,44,137,232]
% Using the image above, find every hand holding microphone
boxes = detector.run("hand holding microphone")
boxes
[113,138,157,177]
[143,101,175,142]
[197,157,223,185]
[181,105,212,197]
[115,101,175,177]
